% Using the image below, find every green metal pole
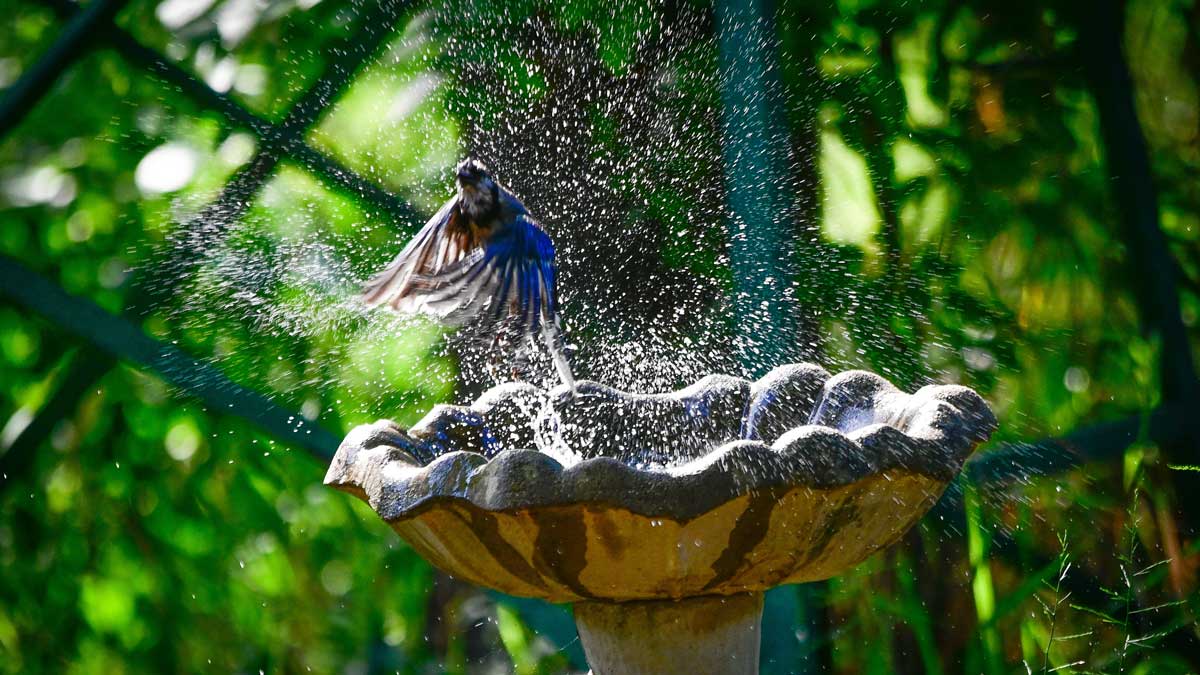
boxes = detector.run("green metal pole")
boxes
[0,0,128,138]
[715,0,797,376]
[714,0,820,672]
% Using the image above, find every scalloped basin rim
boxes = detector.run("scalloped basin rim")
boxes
[349,465,941,527]
[326,365,997,523]
[328,420,981,523]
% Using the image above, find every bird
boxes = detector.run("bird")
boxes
[361,158,575,391]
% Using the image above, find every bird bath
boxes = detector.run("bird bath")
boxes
[325,364,996,674]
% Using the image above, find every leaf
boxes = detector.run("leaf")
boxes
[1068,604,1120,625]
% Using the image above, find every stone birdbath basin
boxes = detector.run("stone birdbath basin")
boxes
[325,364,996,674]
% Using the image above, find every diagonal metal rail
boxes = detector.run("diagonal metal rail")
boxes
[38,0,421,224]
[0,254,340,464]
[0,0,130,137]
[4,0,421,487]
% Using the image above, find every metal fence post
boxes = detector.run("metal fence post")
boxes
[714,0,820,672]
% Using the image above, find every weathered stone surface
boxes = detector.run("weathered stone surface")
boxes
[409,405,487,457]
[743,363,831,443]
[574,593,763,675]
[324,364,997,604]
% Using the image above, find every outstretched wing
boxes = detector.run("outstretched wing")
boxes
[395,214,559,328]
[365,211,575,388]
[361,196,480,311]
[446,215,574,388]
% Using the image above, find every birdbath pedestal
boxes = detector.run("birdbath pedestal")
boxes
[324,365,996,674]
[573,593,763,675]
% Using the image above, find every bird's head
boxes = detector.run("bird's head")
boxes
[455,158,498,221]
[456,158,495,191]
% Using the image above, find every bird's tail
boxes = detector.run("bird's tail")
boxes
[540,317,575,392]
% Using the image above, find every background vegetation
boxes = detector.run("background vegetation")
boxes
[1,0,1199,672]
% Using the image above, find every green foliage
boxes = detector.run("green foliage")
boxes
[2,0,1199,673]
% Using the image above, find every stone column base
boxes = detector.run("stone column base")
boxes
[574,593,764,675]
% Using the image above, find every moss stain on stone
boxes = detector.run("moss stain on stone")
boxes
[702,491,779,592]
[533,508,596,599]
[463,508,548,590]
[797,497,862,569]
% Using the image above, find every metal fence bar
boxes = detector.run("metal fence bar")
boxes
[714,1,816,670]
[3,0,418,487]
[270,1,408,140]
[961,403,1189,486]
[39,0,421,224]
[930,402,1188,525]
[134,0,414,248]
[714,0,798,376]
[292,143,422,222]
[0,0,129,138]
[0,254,340,464]
[48,0,272,133]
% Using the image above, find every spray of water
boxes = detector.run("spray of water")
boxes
[136,1,1018,498]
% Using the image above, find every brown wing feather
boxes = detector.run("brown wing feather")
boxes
[362,196,488,310]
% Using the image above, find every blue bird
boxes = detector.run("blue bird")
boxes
[362,158,575,390]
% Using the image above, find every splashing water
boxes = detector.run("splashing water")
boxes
[531,399,580,468]
[137,0,1013,487]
